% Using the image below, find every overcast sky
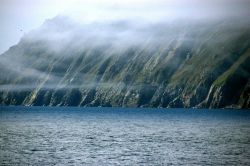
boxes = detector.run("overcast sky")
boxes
[0,0,249,54]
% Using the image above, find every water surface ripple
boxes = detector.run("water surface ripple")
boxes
[0,107,250,165]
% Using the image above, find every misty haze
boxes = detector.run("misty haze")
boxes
[0,0,250,165]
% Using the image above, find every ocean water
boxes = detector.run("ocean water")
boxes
[0,106,250,165]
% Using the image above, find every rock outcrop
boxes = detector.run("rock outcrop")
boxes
[0,16,249,109]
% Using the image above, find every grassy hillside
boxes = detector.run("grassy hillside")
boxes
[0,17,249,108]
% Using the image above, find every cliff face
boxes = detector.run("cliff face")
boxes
[0,16,249,108]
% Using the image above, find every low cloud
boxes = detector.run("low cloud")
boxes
[0,0,249,92]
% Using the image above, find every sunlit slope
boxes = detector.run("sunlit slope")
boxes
[0,17,249,108]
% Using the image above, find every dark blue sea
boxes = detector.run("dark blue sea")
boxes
[0,106,250,165]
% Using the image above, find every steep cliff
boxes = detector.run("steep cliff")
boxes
[0,16,249,108]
